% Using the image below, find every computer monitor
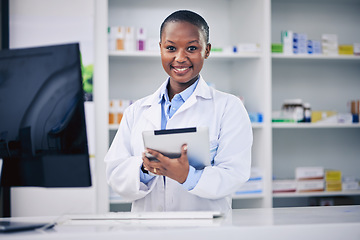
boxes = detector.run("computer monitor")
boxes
[0,43,92,188]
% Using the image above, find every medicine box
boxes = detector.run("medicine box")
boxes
[342,181,360,191]
[326,181,342,192]
[354,43,360,56]
[322,34,338,55]
[295,167,324,180]
[271,43,283,53]
[281,30,293,55]
[297,180,324,192]
[325,170,342,182]
[338,45,354,55]
[237,43,261,53]
[273,180,297,193]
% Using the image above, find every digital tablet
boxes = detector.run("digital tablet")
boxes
[142,127,210,169]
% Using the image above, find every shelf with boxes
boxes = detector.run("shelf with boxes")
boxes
[272,54,360,60]
[272,167,360,199]
[273,191,360,198]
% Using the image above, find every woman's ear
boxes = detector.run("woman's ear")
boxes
[205,43,211,59]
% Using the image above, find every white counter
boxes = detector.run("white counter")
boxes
[1,205,360,240]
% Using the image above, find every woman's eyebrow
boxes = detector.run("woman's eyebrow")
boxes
[164,40,200,44]
[188,40,200,44]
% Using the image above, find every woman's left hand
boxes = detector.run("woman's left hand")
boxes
[142,144,189,183]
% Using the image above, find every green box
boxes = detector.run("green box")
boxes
[272,43,283,53]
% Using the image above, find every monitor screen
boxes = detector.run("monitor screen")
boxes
[0,43,91,187]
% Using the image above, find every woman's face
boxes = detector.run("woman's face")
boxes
[160,21,211,93]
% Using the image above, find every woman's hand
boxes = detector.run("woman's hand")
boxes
[142,144,189,184]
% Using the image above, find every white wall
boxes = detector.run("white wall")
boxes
[9,0,97,217]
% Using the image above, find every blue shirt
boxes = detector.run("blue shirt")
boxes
[140,77,203,190]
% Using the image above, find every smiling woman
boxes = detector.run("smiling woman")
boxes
[104,10,253,213]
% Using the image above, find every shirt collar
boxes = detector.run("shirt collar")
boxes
[159,76,200,104]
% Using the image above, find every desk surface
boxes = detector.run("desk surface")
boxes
[1,205,360,240]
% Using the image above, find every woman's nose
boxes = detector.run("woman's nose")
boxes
[175,49,187,62]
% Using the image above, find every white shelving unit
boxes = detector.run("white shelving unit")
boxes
[271,0,360,207]
[93,0,360,211]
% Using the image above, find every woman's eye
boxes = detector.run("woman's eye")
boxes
[166,46,176,51]
[188,46,197,51]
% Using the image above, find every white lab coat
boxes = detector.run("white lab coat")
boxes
[105,76,253,212]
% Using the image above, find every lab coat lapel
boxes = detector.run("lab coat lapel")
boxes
[174,76,212,115]
[141,82,165,130]
[142,102,161,129]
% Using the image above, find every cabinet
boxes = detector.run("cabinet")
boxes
[271,0,360,207]
[93,0,360,212]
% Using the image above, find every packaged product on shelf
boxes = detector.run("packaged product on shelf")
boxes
[313,40,322,54]
[248,112,263,123]
[326,181,342,191]
[109,100,116,125]
[293,33,307,54]
[116,100,125,124]
[325,169,342,192]
[297,180,325,192]
[342,181,360,191]
[354,43,360,56]
[338,45,354,55]
[272,179,297,193]
[350,100,359,123]
[136,27,146,51]
[321,34,338,55]
[282,99,304,122]
[342,176,360,191]
[295,167,324,180]
[307,40,314,54]
[271,43,283,53]
[237,43,261,53]
[108,26,117,51]
[307,40,322,55]
[281,30,293,55]
[109,99,134,125]
[337,113,353,124]
[116,26,125,51]
[303,102,311,122]
[124,27,135,52]
[311,110,337,123]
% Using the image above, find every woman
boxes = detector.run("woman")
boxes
[105,10,253,212]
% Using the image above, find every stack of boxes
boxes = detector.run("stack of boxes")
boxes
[273,167,359,193]
[293,33,308,54]
[321,34,338,56]
[296,167,325,193]
[325,170,342,192]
